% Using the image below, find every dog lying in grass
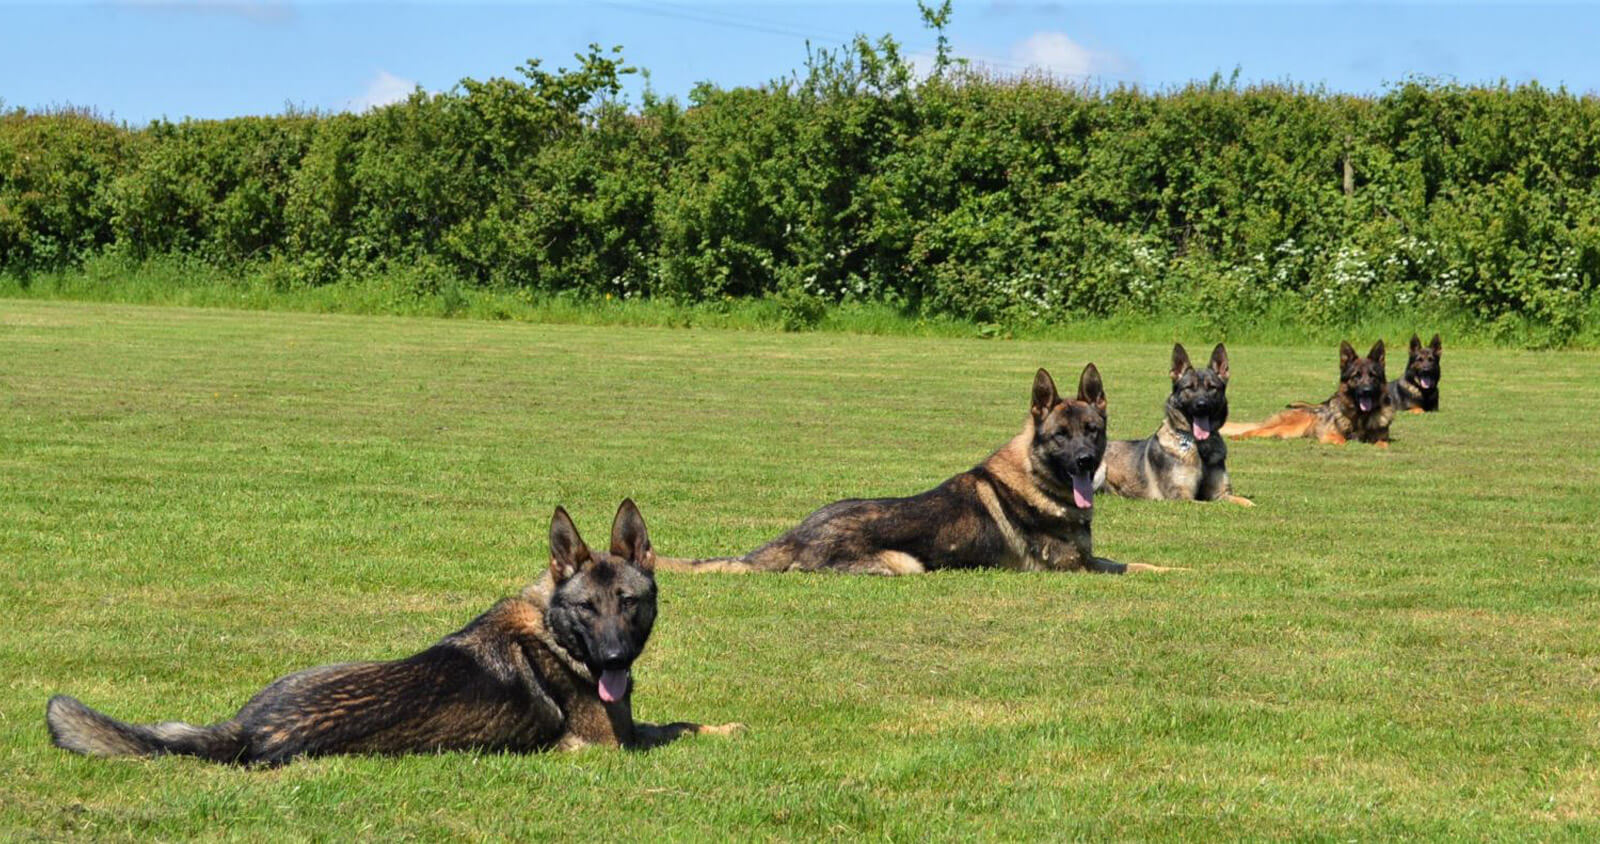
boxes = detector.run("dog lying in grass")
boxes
[1388,333,1442,414]
[46,500,741,765]
[1096,342,1253,506]
[1222,341,1396,447]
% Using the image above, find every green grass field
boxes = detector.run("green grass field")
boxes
[3,299,1598,839]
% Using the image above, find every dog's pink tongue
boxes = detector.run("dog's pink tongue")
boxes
[1419,377,1434,389]
[1359,397,1374,412]
[597,669,629,704]
[1192,416,1213,441]
[1071,474,1094,509]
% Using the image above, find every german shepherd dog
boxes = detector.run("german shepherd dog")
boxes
[659,365,1172,575]
[45,501,741,765]
[1387,333,1442,413]
[1222,341,1395,446]
[1095,343,1253,506]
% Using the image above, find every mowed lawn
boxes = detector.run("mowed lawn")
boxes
[2,299,1598,840]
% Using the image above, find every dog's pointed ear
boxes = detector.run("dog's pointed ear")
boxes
[1077,363,1107,414]
[1339,341,1358,372]
[1409,333,1423,355]
[1368,339,1386,368]
[1429,333,1442,355]
[1030,369,1059,419]
[548,506,590,584]
[1209,343,1230,382]
[1169,343,1193,382]
[609,498,654,572]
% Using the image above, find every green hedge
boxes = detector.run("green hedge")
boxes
[4,40,1599,344]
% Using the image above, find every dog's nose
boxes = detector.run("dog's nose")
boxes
[597,642,630,667]
[1073,453,1098,474]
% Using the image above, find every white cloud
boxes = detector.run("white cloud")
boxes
[910,31,1132,85]
[1010,31,1099,80]
[348,70,416,112]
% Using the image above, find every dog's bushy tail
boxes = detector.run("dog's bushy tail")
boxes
[46,695,247,762]
[654,556,757,574]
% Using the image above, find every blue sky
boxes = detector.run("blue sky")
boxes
[4,1,1598,125]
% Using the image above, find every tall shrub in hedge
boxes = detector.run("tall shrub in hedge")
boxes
[0,108,125,270]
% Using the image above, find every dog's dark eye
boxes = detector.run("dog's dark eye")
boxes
[579,600,598,614]
[619,596,637,611]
